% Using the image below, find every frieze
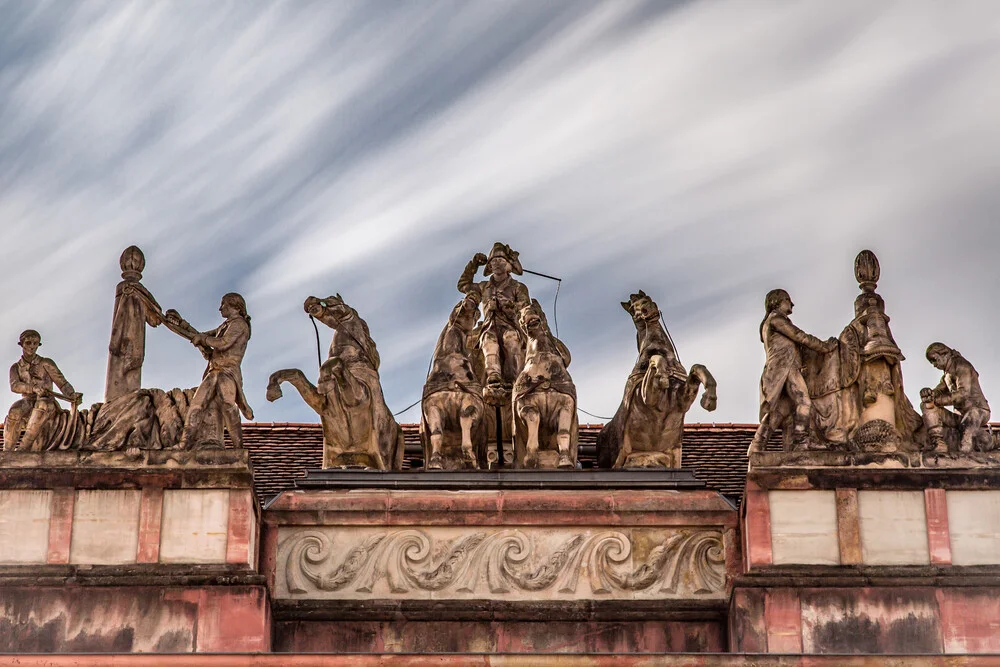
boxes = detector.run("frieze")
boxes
[276,526,725,601]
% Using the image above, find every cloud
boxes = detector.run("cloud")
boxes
[2,0,1000,427]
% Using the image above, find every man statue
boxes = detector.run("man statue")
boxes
[456,242,531,395]
[920,342,992,452]
[4,330,82,451]
[164,293,253,449]
[105,246,164,403]
[749,289,838,453]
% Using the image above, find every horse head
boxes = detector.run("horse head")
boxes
[304,294,354,325]
[449,292,481,334]
[622,290,660,323]
[518,299,549,340]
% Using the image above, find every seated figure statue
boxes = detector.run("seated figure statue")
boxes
[4,330,82,451]
[920,342,993,453]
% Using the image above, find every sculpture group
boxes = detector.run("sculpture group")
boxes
[2,244,993,467]
[748,250,992,455]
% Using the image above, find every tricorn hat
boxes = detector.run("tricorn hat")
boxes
[483,242,523,277]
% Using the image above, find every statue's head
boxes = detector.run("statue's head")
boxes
[764,289,792,315]
[622,290,659,321]
[484,242,523,279]
[220,292,248,319]
[18,330,41,356]
[926,342,954,369]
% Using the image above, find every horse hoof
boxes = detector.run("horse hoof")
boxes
[558,455,574,469]
[427,454,443,470]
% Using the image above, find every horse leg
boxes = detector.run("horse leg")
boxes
[518,400,540,468]
[459,397,479,469]
[556,396,574,468]
[426,403,444,470]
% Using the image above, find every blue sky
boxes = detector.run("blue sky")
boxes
[2,1,1000,425]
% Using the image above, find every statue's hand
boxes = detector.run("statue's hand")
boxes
[71,392,83,405]
[920,388,933,402]
[824,337,839,353]
[473,252,488,266]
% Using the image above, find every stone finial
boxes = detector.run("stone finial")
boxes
[119,245,145,280]
[854,249,880,293]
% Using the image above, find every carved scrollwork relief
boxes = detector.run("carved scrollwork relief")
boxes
[278,527,725,601]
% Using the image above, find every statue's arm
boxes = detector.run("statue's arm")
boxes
[457,261,480,295]
[9,364,31,395]
[771,316,835,353]
[197,320,247,352]
[42,359,76,398]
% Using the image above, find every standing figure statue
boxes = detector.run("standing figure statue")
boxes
[420,293,487,469]
[920,342,993,453]
[164,293,253,449]
[267,295,403,470]
[4,330,82,451]
[105,246,164,403]
[597,291,717,469]
[749,289,838,453]
[512,300,577,468]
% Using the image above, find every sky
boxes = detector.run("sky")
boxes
[2,1,1000,426]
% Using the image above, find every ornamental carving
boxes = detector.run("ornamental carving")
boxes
[278,527,724,601]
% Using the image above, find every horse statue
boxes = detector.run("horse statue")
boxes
[597,291,717,469]
[420,294,488,469]
[266,295,403,470]
[512,299,578,469]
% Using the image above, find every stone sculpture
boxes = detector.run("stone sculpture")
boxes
[105,246,164,403]
[597,291,717,469]
[749,289,838,453]
[4,330,82,451]
[163,293,254,449]
[457,243,531,399]
[267,295,403,470]
[420,294,487,469]
[920,342,993,452]
[512,299,577,468]
[751,250,924,455]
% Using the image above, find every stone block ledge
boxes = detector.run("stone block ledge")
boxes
[734,564,1000,589]
[0,448,253,489]
[272,598,727,622]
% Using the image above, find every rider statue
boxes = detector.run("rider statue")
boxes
[457,242,531,401]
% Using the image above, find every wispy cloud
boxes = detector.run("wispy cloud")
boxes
[2,0,1000,425]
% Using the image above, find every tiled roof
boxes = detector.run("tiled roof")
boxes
[243,422,758,508]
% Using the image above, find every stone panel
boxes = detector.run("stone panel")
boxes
[947,490,1000,566]
[275,526,725,601]
[0,490,52,564]
[858,490,929,565]
[768,491,839,565]
[800,587,942,654]
[70,490,141,565]
[160,490,230,564]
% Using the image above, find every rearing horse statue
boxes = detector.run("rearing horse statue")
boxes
[420,294,488,469]
[512,299,578,469]
[266,295,403,470]
[597,291,717,469]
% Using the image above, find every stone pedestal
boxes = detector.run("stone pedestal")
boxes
[0,449,269,652]
[732,451,1000,654]
[263,469,739,654]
